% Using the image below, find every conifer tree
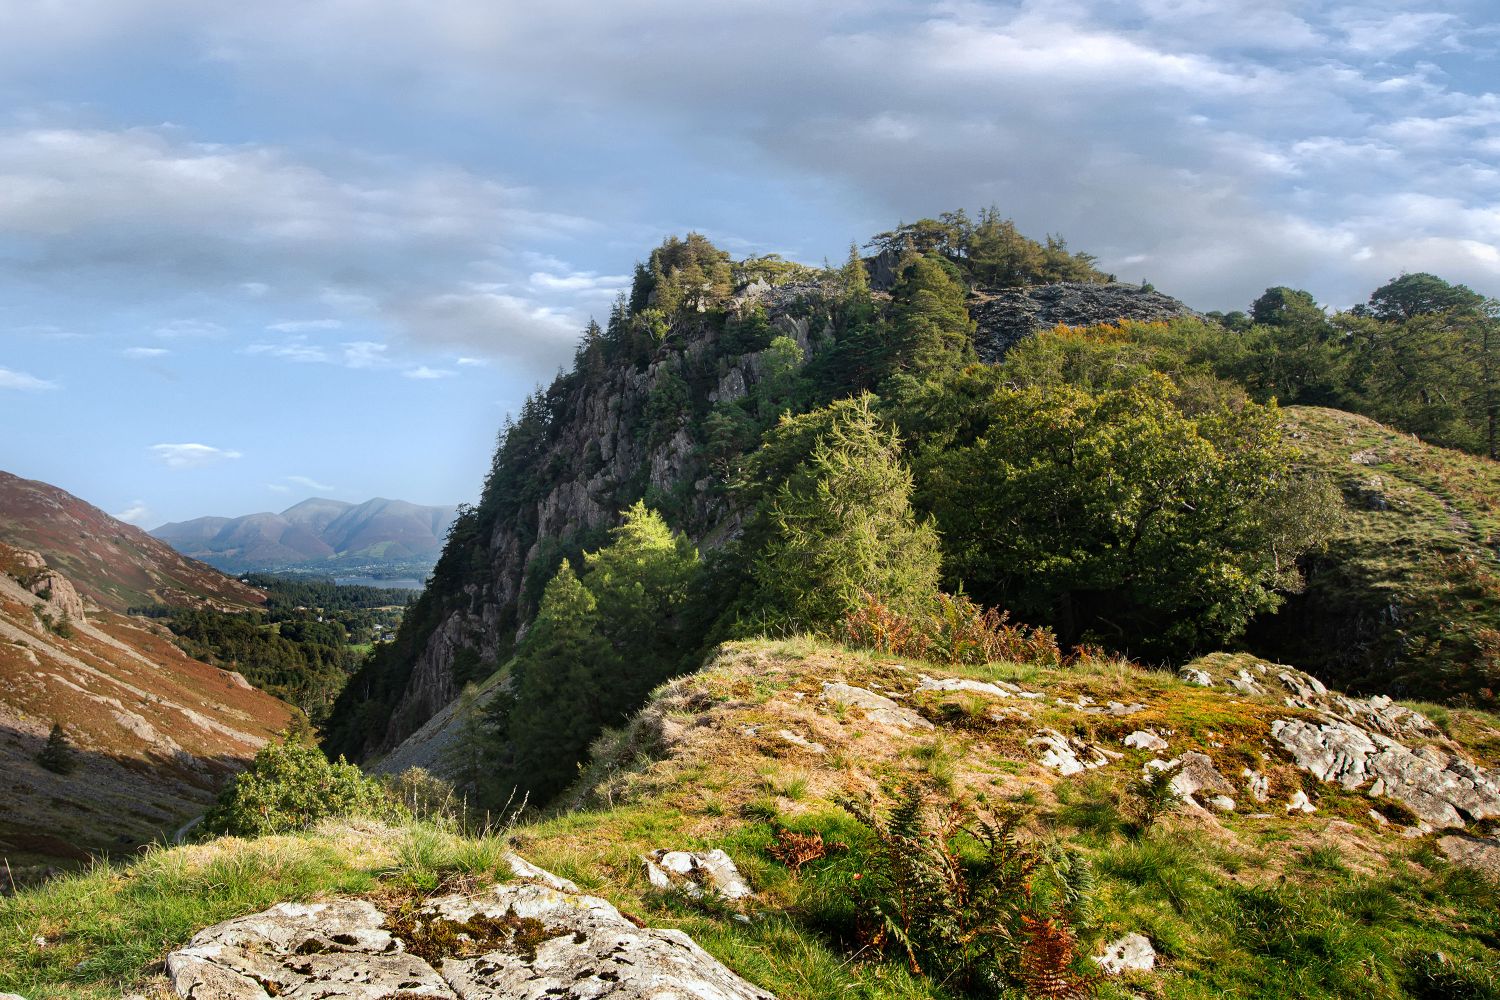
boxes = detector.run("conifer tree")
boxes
[36,722,76,774]
[750,396,941,632]
[889,255,976,375]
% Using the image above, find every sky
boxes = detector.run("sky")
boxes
[0,1,1496,527]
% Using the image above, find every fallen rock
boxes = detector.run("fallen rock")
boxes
[167,868,776,1000]
[1123,730,1168,751]
[822,682,933,729]
[645,848,753,900]
[1029,729,1117,776]
[1093,932,1155,974]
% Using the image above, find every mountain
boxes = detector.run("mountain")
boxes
[0,539,293,874]
[152,497,459,573]
[0,471,264,613]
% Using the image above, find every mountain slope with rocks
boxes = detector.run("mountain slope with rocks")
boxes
[0,541,294,875]
[0,472,264,613]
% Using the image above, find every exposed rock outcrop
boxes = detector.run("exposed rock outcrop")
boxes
[970,282,1196,361]
[165,865,776,999]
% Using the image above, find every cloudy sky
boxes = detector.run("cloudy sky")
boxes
[1,1,1496,526]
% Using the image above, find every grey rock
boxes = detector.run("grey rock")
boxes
[822,682,934,729]
[1179,667,1213,687]
[1146,751,1236,810]
[1123,730,1169,751]
[1093,932,1155,974]
[644,849,753,900]
[1242,768,1270,803]
[166,898,454,999]
[1029,729,1116,776]
[167,868,776,999]
[431,882,774,999]
[970,282,1196,362]
[1286,790,1317,814]
[1272,718,1500,827]
[1438,834,1500,882]
[777,729,826,753]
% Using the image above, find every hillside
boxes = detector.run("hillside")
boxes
[152,497,458,573]
[1254,406,1500,705]
[0,471,264,613]
[5,639,1498,998]
[0,541,294,876]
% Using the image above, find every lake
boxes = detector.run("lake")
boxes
[334,576,425,591]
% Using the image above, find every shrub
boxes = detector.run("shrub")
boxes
[841,590,1061,666]
[199,732,405,839]
[1126,760,1185,834]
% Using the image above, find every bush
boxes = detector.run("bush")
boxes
[199,732,406,839]
[841,590,1061,666]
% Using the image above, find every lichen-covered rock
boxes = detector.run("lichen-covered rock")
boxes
[165,899,454,999]
[1438,834,1500,882]
[1287,790,1317,814]
[644,848,753,900]
[1271,718,1500,827]
[822,682,933,729]
[1123,730,1168,751]
[1146,751,1236,810]
[166,866,776,999]
[1029,729,1116,776]
[1093,932,1156,974]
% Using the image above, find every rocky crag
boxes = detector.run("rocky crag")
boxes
[338,272,1196,760]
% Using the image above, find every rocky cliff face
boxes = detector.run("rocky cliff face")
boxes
[357,276,1197,758]
[970,282,1197,361]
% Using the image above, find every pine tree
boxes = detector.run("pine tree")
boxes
[36,722,76,775]
[751,396,941,632]
[493,561,613,803]
[889,255,976,375]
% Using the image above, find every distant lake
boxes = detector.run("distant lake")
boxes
[334,576,425,591]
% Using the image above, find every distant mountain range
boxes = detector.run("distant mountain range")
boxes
[152,497,459,574]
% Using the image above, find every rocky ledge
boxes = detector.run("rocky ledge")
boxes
[164,858,775,999]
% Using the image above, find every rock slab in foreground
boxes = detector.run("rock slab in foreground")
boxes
[166,868,775,999]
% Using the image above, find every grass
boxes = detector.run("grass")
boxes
[5,638,1499,1000]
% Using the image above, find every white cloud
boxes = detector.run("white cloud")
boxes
[527,270,630,295]
[456,356,488,366]
[114,500,152,525]
[0,366,58,390]
[153,319,225,339]
[267,482,290,493]
[244,339,329,363]
[123,346,171,359]
[403,365,455,380]
[286,474,334,491]
[341,341,390,369]
[267,318,343,332]
[150,442,243,469]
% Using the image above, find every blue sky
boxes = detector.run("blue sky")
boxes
[1,1,1496,526]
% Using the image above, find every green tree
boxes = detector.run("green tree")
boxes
[756,334,806,419]
[1367,272,1484,321]
[889,254,976,375]
[490,562,613,804]
[1250,286,1325,328]
[36,722,76,775]
[919,376,1332,655]
[747,395,941,632]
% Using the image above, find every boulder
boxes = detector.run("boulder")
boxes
[1093,932,1155,974]
[1438,834,1500,882]
[1029,729,1117,776]
[822,682,933,729]
[166,864,776,999]
[1123,730,1168,751]
[644,848,753,900]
